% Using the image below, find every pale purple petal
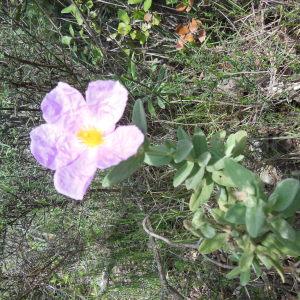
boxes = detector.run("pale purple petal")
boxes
[97,125,144,169]
[54,150,97,200]
[85,80,128,127]
[41,82,86,123]
[56,106,115,135]
[30,124,85,170]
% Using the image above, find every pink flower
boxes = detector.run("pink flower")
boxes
[30,81,144,200]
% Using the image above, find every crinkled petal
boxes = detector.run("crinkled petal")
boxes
[30,124,85,170]
[41,82,86,123]
[85,80,128,127]
[56,106,115,136]
[97,125,144,169]
[54,150,97,200]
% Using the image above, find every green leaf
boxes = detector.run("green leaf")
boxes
[183,220,202,238]
[199,223,216,239]
[224,203,246,224]
[157,98,165,109]
[69,24,75,37]
[144,144,172,166]
[239,252,254,272]
[252,260,262,277]
[137,31,148,44]
[128,0,144,3]
[102,154,143,187]
[177,127,190,141]
[61,36,72,46]
[198,233,227,254]
[269,258,285,283]
[245,200,265,238]
[152,14,161,26]
[270,218,295,241]
[118,22,132,35]
[258,253,285,283]
[61,4,76,14]
[240,270,250,286]
[118,9,130,24]
[174,139,193,163]
[275,234,300,257]
[269,178,300,213]
[185,165,205,190]
[224,158,258,190]
[216,187,228,210]
[225,130,247,157]
[147,100,156,117]
[192,129,208,157]
[86,0,93,9]
[129,54,137,80]
[206,157,226,172]
[74,9,83,26]
[212,171,236,187]
[257,253,273,269]
[132,99,147,134]
[143,0,152,11]
[132,10,145,20]
[210,130,226,159]
[191,209,205,228]
[211,208,227,224]
[262,233,300,257]
[189,175,214,211]
[226,267,241,279]
[197,152,211,167]
[173,161,194,187]
[144,153,171,166]
[130,30,138,40]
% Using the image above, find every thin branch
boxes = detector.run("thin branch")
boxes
[145,217,185,300]
[143,216,199,250]
[142,216,235,270]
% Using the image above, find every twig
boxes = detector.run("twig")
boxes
[143,216,199,250]
[145,217,186,300]
[143,216,235,270]
[136,202,186,299]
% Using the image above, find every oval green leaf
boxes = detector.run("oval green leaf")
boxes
[173,161,194,187]
[198,233,227,254]
[102,154,144,187]
[132,99,147,134]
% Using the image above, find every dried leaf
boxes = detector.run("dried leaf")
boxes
[184,33,194,42]
[189,18,201,33]
[176,38,186,50]
[176,24,190,36]
[176,3,188,12]
[144,13,152,22]
[176,0,194,12]
[198,28,206,43]
[175,15,206,50]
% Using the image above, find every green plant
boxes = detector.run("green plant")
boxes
[103,100,300,286]
[60,0,103,65]
[113,1,160,45]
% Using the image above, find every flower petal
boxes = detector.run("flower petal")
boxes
[85,80,128,127]
[97,125,144,169]
[54,150,97,200]
[30,124,85,170]
[56,105,115,135]
[41,82,86,123]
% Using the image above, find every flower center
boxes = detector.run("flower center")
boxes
[77,128,104,147]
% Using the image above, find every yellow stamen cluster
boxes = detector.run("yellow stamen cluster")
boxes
[77,128,104,147]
